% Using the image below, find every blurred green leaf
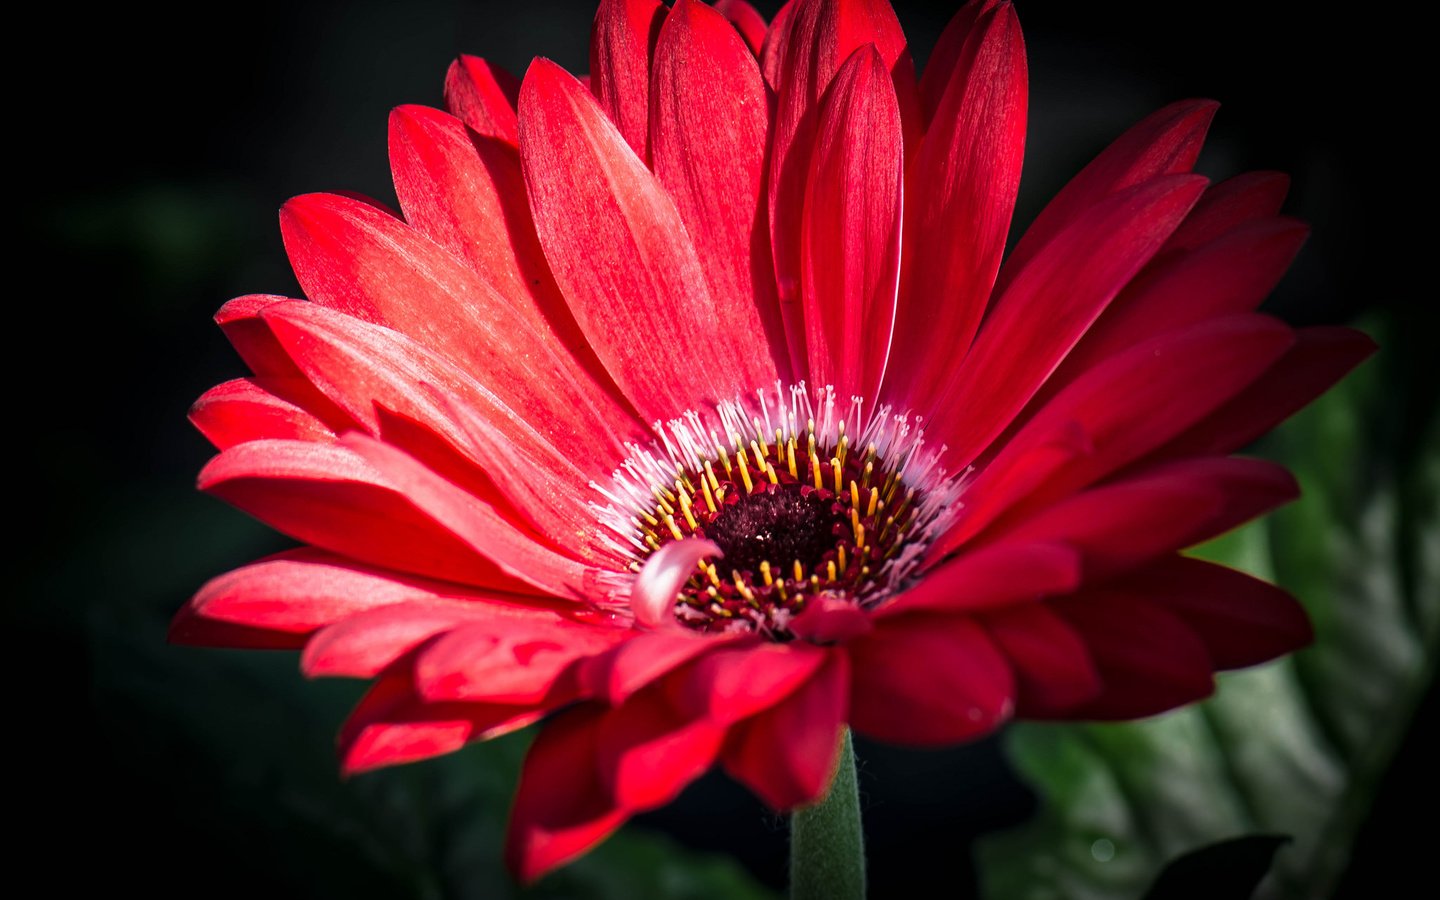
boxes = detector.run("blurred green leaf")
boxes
[976,317,1438,900]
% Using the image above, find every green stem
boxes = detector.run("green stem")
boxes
[790,727,865,900]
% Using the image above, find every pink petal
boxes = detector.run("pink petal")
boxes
[278,192,637,453]
[1152,325,1377,459]
[931,174,1207,467]
[199,439,542,592]
[713,0,768,55]
[1051,592,1215,719]
[997,99,1217,292]
[848,615,1013,745]
[1116,556,1313,670]
[650,0,788,382]
[415,617,627,703]
[340,669,541,774]
[519,59,781,418]
[722,650,849,810]
[973,457,1298,580]
[883,541,1081,616]
[981,603,1101,716]
[190,377,337,449]
[632,538,722,628]
[595,687,726,809]
[1165,170,1291,252]
[443,55,520,143]
[801,44,904,404]
[589,0,666,160]
[935,314,1296,555]
[887,2,1026,410]
[339,433,593,596]
[672,641,827,724]
[505,706,631,883]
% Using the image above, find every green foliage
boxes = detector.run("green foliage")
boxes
[977,318,1438,900]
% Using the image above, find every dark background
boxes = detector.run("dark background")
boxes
[15,1,1427,896]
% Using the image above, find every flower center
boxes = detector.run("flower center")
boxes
[594,385,960,639]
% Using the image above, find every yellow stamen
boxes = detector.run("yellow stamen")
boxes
[786,438,798,478]
[849,479,861,510]
[760,560,774,586]
[793,560,805,582]
[700,472,717,513]
[867,486,879,517]
[704,460,720,493]
[663,513,684,542]
[765,461,780,485]
[737,447,754,493]
[678,491,698,530]
[826,560,837,582]
[837,544,848,573]
[831,457,843,494]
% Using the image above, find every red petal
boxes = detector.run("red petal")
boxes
[672,641,827,724]
[885,541,1081,616]
[506,706,630,883]
[888,2,1026,409]
[581,631,744,704]
[596,687,726,809]
[713,0,768,55]
[997,99,1217,291]
[519,59,781,417]
[759,0,800,91]
[443,55,520,143]
[974,457,1298,581]
[589,0,666,160]
[199,439,540,591]
[801,44,903,403]
[650,0,788,382]
[340,670,541,774]
[1115,556,1313,670]
[1051,592,1215,719]
[981,603,1101,716]
[190,377,336,449]
[415,617,626,704]
[1165,170,1291,252]
[932,174,1207,466]
[279,192,635,452]
[916,0,1001,124]
[936,314,1296,555]
[723,650,849,810]
[167,613,307,650]
[767,0,914,380]
[848,616,1013,745]
[1152,325,1377,459]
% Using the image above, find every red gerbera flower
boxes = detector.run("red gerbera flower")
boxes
[175,0,1374,882]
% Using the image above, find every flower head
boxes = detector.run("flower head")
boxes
[176,0,1374,881]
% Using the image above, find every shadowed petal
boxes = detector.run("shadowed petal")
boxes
[981,603,1101,716]
[589,0,666,160]
[443,55,520,143]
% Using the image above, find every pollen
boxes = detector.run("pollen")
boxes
[593,383,963,639]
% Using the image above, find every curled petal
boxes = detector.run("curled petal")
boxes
[632,538,721,628]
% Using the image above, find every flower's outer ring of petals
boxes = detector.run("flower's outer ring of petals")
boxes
[505,705,631,884]
[801,43,904,406]
[650,0,789,383]
[971,456,1299,581]
[788,596,873,643]
[887,2,1025,412]
[916,0,1001,124]
[934,314,1297,556]
[932,173,1208,468]
[176,546,525,643]
[1150,325,1378,461]
[444,55,520,143]
[580,630,748,705]
[191,377,337,450]
[880,541,1081,617]
[1050,592,1215,720]
[519,59,781,419]
[722,650,849,810]
[671,641,828,725]
[415,617,629,704]
[1165,170,1291,252]
[997,98,1217,292]
[1114,556,1313,670]
[595,687,726,810]
[340,668,543,775]
[980,602,1102,716]
[339,432,593,597]
[759,0,800,92]
[199,439,542,593]
[279,192,637,458]
[388,104,628,414]
[589,0,666,161]
[713,0,768,55]
[848,615,1014,745]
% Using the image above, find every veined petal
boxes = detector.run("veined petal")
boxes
[887,2,1025,410]
[1165,170,1290,252]
[443,55,520,143]
[580,630,746,705]
[415,617,627,703]
[672,641,827,724]
[520,59,783,418]
[596,687,726,810]
[713,0,768,55]
[916,0,1001,124]
[190,377,337,449]
[880,541,1080,616]
[801,44,903,405]
[589,0,666,160]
